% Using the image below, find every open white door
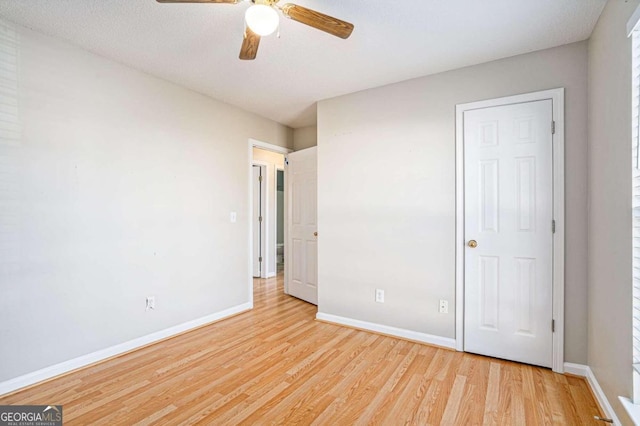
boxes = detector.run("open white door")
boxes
[286,147,318,305]
[463,99,554,368]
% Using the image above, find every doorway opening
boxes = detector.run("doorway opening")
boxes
[248,139,291,305]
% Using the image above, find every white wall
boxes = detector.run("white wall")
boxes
[317,41,589,363]
[0,20,292,383]
[252,147,285,277]
[293,126,317,151]
[587,0,639,423]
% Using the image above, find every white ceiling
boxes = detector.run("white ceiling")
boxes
[0,0,605,128]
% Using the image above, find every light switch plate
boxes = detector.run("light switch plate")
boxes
[146,296,155,311]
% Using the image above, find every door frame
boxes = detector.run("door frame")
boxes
[248,139,292,306]
[454,88,565,373]
[275,166,285,270]
[252,163,267,279]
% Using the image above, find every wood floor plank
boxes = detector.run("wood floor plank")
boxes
[440,374,467,424]
[482,362,501,425]
[0,272,604,425]
[455,354,488,424]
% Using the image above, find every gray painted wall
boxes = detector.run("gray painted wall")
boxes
[587,0,639,423]
[317,41,589,364]
[293,126,318,151]
[0,21,292,382]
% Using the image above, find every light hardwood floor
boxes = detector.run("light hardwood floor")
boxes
[0,273,603,425]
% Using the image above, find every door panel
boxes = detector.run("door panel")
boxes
[286,147,318,305]
[515,257,536,335]
[479,255,499,330]
[479,159,499,233]
[306,240,317,286]
[464,99,553,368]
[292,239,302,282]
[516,157,536,231]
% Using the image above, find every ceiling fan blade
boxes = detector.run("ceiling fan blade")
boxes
[240,27,261,60]
[281,4,354,39]
[156,0,238,3]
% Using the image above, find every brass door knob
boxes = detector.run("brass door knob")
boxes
[313,232,318,237]
[468,240,478,248]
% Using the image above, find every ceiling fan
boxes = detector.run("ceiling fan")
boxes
[156,0,354,60]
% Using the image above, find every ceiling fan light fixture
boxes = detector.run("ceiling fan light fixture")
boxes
[245,4,279,36]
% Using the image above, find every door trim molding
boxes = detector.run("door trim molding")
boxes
[252,162,268,279]
[454,88,565,373]
[275,166,285,275]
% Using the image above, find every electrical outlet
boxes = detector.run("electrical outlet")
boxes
[375,289,385,303]
[146,296,155,311]
[439,299,448,314]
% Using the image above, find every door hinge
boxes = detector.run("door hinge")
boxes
[258,175,263,182]
[259,256,262,263]
[552,220,556,233]
[551,121,556,135]
[552,319,555,333]
[259,216,263,222]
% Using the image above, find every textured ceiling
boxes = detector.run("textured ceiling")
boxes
[0,0,605,128]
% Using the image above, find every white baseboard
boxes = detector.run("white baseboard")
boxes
[316,312,456,349]
[563,362,589,376]
[619,396,640,425]
[564,362,621,425]
[0,302,252,397]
